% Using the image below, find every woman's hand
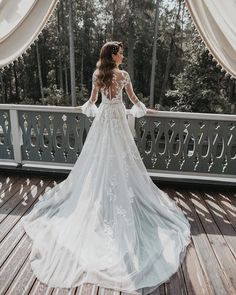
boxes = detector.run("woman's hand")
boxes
[147,108,158,114]
[75,106,82,110]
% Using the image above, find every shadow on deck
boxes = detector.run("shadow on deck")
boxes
[0,173,235,295]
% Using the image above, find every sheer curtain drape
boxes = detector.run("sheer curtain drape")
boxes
[185,0,236,78]
[0,0,59,68]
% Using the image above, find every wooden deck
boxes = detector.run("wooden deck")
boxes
[0,173,235,295]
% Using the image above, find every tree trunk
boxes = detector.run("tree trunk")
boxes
[13,61,19,100]
[180,1,185,53]
[57,5,63,90]
[68,0,76,106]
[61,0,68,96]
[0,72,5,103]
[159,0,182,108]
[127,0,135,82]
[36,42,44,99]
[80,5,85,87]
[41,31,47,88]
[5,79,8,103]
[229,79,236,113]
[149,0,160,108]
[80,49,84,86]
[9,69,13,102]
[64,61,69,96]
[112,0,118,40]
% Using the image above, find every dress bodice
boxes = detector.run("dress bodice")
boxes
[81,69,148,118]
[100,70,128,104]
[101,92,123,104]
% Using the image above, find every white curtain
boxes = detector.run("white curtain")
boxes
[0,0,59,68]
[185,0,236,78]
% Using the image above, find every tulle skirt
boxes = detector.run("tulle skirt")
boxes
[19,100,191,295]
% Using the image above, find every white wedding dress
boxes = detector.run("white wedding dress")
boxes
[19,70,191,295]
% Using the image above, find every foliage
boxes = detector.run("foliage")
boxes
[0,0,235,113]
[166,31,233,113]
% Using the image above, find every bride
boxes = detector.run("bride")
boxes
[19,41,191,295]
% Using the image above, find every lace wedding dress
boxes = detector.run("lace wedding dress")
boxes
[19,70,191,295]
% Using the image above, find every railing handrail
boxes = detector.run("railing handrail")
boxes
[0,103,236,181]
[1,103,236,121]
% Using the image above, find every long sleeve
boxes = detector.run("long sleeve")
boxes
[123,71,147,118]
[81,72,99,117]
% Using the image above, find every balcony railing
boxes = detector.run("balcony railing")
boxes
[0,104,236,183]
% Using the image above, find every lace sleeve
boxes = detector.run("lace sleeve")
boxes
[123,71,147,118]
[81,72,99,117]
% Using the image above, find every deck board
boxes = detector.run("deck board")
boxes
[192,190,236,291]
[180,189,235,295]
[0,174,235,295]
[168,188,212,295]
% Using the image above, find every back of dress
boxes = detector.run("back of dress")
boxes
[100,70,130,103]
[20,65,191,295]
[81,69,147,118]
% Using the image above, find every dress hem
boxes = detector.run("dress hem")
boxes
[21,216,191,295]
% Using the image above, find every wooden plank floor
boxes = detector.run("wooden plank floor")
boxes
[0,173,235,295]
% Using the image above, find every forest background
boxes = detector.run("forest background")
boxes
[0,0,235,114]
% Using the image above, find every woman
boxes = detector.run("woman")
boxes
[20,41,191,295]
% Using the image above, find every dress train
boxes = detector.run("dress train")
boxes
[19,70,191,295]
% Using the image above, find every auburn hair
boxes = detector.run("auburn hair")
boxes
[95,41,123,89]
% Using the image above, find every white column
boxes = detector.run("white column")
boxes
[9,109,22,165]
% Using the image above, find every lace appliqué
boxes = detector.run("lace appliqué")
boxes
[121,144,143,178]
[101,72,122,101]
[116,205,132,226]
[128,187,135,204]
[103,219,117,262]
[121,70,131,87]
[121,151,129,178]
[94,199,101,212]
[107,173,118,202]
